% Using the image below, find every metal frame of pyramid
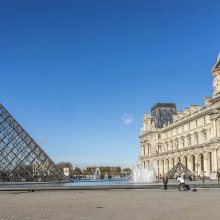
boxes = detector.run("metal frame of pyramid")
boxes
[166,162,194,179]
[0,104,67,182]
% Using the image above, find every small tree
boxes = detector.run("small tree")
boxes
[73,167,82,175]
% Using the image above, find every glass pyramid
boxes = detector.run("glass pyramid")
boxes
[0,103,67,182]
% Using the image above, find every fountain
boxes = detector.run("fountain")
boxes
[93,167,101,179]
[131,161,156,183]
[64,162,156,187]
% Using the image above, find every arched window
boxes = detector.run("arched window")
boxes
[166,159,169,171]
[200,154,204,171]
[192,155,195,172]
[172,158,175,167]
[209,152,212,171]
[162,160,164,174]
[184,156,188,169]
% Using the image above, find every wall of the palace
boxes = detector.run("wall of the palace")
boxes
[139,55,220,179]
[139,104,220,179]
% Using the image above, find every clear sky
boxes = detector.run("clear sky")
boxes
[0,0,220,168]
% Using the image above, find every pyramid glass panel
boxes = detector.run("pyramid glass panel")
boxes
[0,104,67,182]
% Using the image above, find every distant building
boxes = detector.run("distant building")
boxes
[139,54,220,179]
[63,167,70,177]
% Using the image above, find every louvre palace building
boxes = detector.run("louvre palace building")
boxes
[139,54,220,179]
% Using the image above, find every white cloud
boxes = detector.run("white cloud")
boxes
[122,114,133,125]
[38,138,46,145]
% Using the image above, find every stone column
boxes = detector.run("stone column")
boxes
[198,154,202,175]
[216,118,220,138]
[159,160,163,177]
[152,160,157,178]
[194,154,200,176]
[161,160,165,175]
[188,155,193,172]
[207,152,212,174]
[212,149,217,173]
[209,148,218,179]
[168,158,171,171]
[204,152,209,176]
[212,149,217,171]
[217,148,220,171]
[213,119,217,138]
[210,114,219,138]
[165,159,169,173]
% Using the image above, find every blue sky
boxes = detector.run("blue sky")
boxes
[0,0,220,168]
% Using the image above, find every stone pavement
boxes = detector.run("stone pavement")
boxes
[0,189,220,220]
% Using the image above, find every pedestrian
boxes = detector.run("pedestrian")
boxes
[162,175,168,190]
[177,175,186,191]
[217,172,220,182]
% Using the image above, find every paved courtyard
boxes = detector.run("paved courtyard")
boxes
[0,189,220,220]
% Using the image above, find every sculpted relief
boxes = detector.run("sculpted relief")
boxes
[141,113,156,132]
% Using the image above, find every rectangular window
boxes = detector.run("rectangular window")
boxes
[158,145,161,153]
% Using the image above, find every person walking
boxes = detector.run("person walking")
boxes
[177,175,186,191]
[163,175,168,190]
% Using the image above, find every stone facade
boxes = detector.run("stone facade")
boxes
[139,54,220,179]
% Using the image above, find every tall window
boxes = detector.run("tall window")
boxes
[158,145,161,153]
[192,155,195,172]
[182,138,185,147]
[200,154,204,171]
[162,160,164,174]
[157,161,159,175]
[170,141,173,150]
[142,146,146,155]
[176,140,179,149]
[172,158,175,167]
[187,136,191,146]
[196,134,199,145]
[184,156,188,169]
